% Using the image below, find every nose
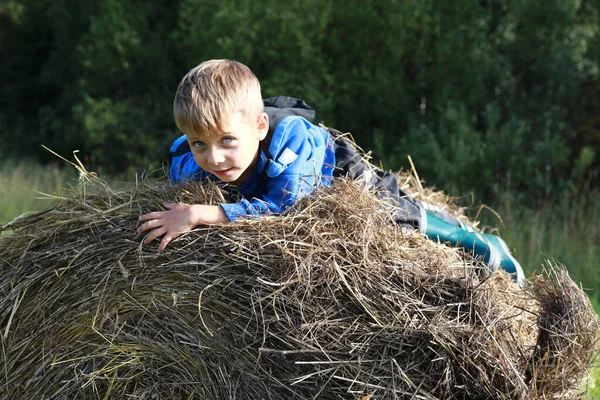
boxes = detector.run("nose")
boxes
[207,146,225,166]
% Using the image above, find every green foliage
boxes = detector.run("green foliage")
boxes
[2,0,600,202]
[173,0,335,119]
[360,0,600,201]
[71,96,161,172]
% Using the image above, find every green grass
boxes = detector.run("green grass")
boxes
[482,191,600,298]
[0,161,77,226]
[0,161,143,226]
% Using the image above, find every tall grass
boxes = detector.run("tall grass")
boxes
[0,161,77,226]
[0,161,146,226]
[482,191,600,298]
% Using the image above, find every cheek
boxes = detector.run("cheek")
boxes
[223,149,237,162]
[235,149,250,163]
[192,152,206,167]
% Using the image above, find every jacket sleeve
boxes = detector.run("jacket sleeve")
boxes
[219,116,332,221]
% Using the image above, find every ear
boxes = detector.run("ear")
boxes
[256,112,269,141]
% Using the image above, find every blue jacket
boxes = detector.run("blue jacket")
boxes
[170,116,336,221]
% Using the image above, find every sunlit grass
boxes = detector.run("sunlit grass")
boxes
[479,191,600,296]
[0,161,152,226]
[0,161,77,226]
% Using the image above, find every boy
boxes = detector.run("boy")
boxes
[138,59,525,285]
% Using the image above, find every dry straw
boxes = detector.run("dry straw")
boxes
[0,170,598,399]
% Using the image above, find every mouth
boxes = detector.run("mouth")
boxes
[211,168,234,178]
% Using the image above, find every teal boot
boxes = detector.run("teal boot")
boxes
[421,212,525,286]
[481,233,525,285]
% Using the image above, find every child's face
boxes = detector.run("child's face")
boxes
[186,111,268,185]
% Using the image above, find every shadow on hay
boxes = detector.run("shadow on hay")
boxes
[0,177,598,399]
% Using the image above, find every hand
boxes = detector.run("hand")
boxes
[138,202,227,252]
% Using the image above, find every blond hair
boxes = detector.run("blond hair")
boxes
[173,59,263,135]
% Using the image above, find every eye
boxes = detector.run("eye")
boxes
[191,140,206,149]
[222,136,235,145]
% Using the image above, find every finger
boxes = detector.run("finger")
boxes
[144,227,167,245]
[158,233,175,252]
[163,202,180,209]
[139,211,163,222]
[137,219,163,234]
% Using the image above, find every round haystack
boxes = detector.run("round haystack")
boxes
[0,175,598,399]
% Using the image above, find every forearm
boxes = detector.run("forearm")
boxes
[190,204,229,225]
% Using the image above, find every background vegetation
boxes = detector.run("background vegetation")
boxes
[2,0,599,203]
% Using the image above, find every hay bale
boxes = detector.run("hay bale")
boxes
[0,177,597,399]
